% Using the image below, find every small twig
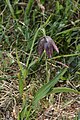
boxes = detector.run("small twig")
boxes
[55,60,69,68]
[0,6,7,15]
[16,2,27,7]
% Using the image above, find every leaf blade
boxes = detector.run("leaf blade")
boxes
[33,68,67,106]
[49,87,80,94]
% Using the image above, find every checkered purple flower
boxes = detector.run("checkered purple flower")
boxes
[37,36,59,58]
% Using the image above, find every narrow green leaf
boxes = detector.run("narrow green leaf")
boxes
[18,73,24,95]
[51,53,80,60]
[56,1,60,13]
[28,59,38,69]
[42,14,52,28]
[56,27,80,35]
[16,49,23,72]
[49,87,80,95]
[22,69,28,79]
[26,28,40,68]
[26,0,34,16]
[6,0,16,19]
[33,68,67,106]
[0,77,7,80]
[16,50,28,79]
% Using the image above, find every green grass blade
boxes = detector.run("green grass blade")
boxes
[42,14,52,28]
[33,68,67,107]
[0,77,7,80]
[16,50,28,79]
[56,27,80,35]
[28,59,38,69]
[6,0,16,19]
[16,49,23,72]
[26,0,34,16]
[51,53,80,60]
[26,28,40,68]
[49,87,80,94]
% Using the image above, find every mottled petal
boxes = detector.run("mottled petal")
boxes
[44,42,53,58]
[51,40,59,53]
[46,36,59,53]
[37,43,44,55]
[46,49,52,58]
[50,44,54,56]
[37,37,45,55]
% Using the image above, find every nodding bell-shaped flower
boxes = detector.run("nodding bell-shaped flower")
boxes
[37,36,59,58]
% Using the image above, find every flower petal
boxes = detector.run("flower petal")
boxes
[52,40,59,53]
[37,37,45,55]
[44,42,53,58]
[46,36,59,53]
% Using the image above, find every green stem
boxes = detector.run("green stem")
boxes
[26,28,40,68]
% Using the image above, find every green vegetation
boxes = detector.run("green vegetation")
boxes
[0,0,80,119]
